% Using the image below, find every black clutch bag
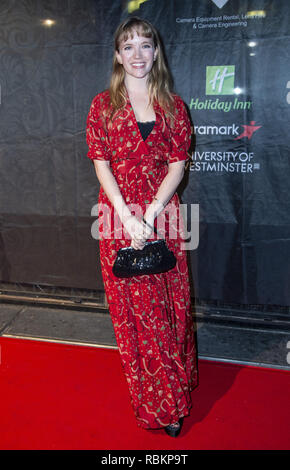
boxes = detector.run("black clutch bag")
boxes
[112,217,176,278]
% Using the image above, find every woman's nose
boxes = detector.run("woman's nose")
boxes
[133,47,141,59]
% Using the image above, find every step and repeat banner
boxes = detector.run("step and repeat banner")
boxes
[0,0,289,308]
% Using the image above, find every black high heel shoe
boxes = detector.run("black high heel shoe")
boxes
[164,418,184,437]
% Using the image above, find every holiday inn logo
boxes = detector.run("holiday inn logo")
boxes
[206,65,235,95]
[190,64,252,112]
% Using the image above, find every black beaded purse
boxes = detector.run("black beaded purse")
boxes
[112,217,176,278]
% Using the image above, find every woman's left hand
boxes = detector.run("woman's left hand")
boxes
[130,218,153,250]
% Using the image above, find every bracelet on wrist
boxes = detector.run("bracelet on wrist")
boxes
[153,196,165,208]
[142,217,154,231]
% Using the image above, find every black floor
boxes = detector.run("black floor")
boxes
[0,301,289,370]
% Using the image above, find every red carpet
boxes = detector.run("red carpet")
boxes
[0,336,289,450]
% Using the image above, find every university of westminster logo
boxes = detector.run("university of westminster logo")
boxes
[206,65,235,95]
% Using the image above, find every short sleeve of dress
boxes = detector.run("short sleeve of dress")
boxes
[86,94,111,162]
[169,96,192,164]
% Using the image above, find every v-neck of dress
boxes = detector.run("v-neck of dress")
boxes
[125,90,160,144]
[137,120,156,142]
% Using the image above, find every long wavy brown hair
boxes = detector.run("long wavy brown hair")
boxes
[108,16,175,122]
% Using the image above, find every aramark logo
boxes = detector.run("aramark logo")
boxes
[235,121,262,140]
[194,122,262,139]
[194,124,239,136]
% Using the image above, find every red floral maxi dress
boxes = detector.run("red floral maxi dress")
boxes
[86,89,198,429]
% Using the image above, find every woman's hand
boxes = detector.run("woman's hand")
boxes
[123,215,152,250]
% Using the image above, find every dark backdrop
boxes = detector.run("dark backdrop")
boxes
[0,0,289,309]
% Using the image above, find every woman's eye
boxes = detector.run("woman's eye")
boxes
[124,46,131,50]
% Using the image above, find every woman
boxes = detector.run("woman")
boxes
[86,16,198,437]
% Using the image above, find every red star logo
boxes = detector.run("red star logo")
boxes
[235,121,262,140]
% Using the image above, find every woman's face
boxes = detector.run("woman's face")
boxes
[115,30,158,81]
